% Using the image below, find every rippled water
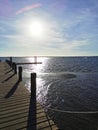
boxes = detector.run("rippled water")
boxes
[1,56,98,129]
[18,57,98,111]
[2,57,98,110]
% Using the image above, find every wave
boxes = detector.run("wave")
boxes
[36,72,76,79]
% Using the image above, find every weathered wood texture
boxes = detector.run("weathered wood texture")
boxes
[0,62,58,130]
[16,62,42,65]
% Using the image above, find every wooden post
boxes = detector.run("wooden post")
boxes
[10,57,12,67]
[18,67,22,81]
[13,63,17,74]
[31,73,36,100]
[14,63,17,74]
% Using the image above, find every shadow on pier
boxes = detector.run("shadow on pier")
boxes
[2,73,15,83]
[27,72,37,130]
[5,69,13,74]
[27,97,37,130]
[27,95,53,129]
[4,66,22,98]
[0,61,58,130]
[4,80,20,98]
[27,73,53,129]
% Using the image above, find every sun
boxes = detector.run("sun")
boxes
[28,20,45,38]
[18,17,46,39]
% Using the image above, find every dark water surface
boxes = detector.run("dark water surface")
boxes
[1,56,98,130]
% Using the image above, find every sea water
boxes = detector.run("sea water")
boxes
[11,57,98,111]
[1,56,98,130]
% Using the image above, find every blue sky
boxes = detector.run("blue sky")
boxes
[0,0,98,56]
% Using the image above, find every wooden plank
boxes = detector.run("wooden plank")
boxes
[0,62,58,130]
[17,62,42,65]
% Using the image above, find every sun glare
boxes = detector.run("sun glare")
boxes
[18,17,47,39]
[28,20,45,38]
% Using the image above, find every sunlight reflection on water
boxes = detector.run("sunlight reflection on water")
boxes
[12,56,98,130]
[28,57,49,73]
[23,57,98,112]
[24,57,49,104]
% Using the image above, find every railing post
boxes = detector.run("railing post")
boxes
[18,67,22,81]
[14,63,17,74]
[10,57,12,67]
[31,73,36,100]
[13,63,17,74]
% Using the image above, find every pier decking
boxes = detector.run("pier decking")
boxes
[0,62,58,130]
[16,62,42,65]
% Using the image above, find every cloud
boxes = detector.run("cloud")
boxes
[0,10,94,56]
[1,14,66,56]
[16,3,42,15]
[8,13,65,47]
[63,7,97,30]
[67,40,89,49]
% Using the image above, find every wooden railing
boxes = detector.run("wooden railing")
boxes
[6,58,37,101]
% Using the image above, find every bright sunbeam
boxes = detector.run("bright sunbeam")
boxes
[28,20,45,38]
[28,57,47,63]
[27,57,48,73]
[18,17,47,39]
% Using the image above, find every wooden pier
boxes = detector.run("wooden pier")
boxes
[16,62,42,65]
[0,62,58,130]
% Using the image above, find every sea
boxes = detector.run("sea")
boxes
[0,56,98,130]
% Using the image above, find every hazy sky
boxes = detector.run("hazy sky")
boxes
[0,0,98,56]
